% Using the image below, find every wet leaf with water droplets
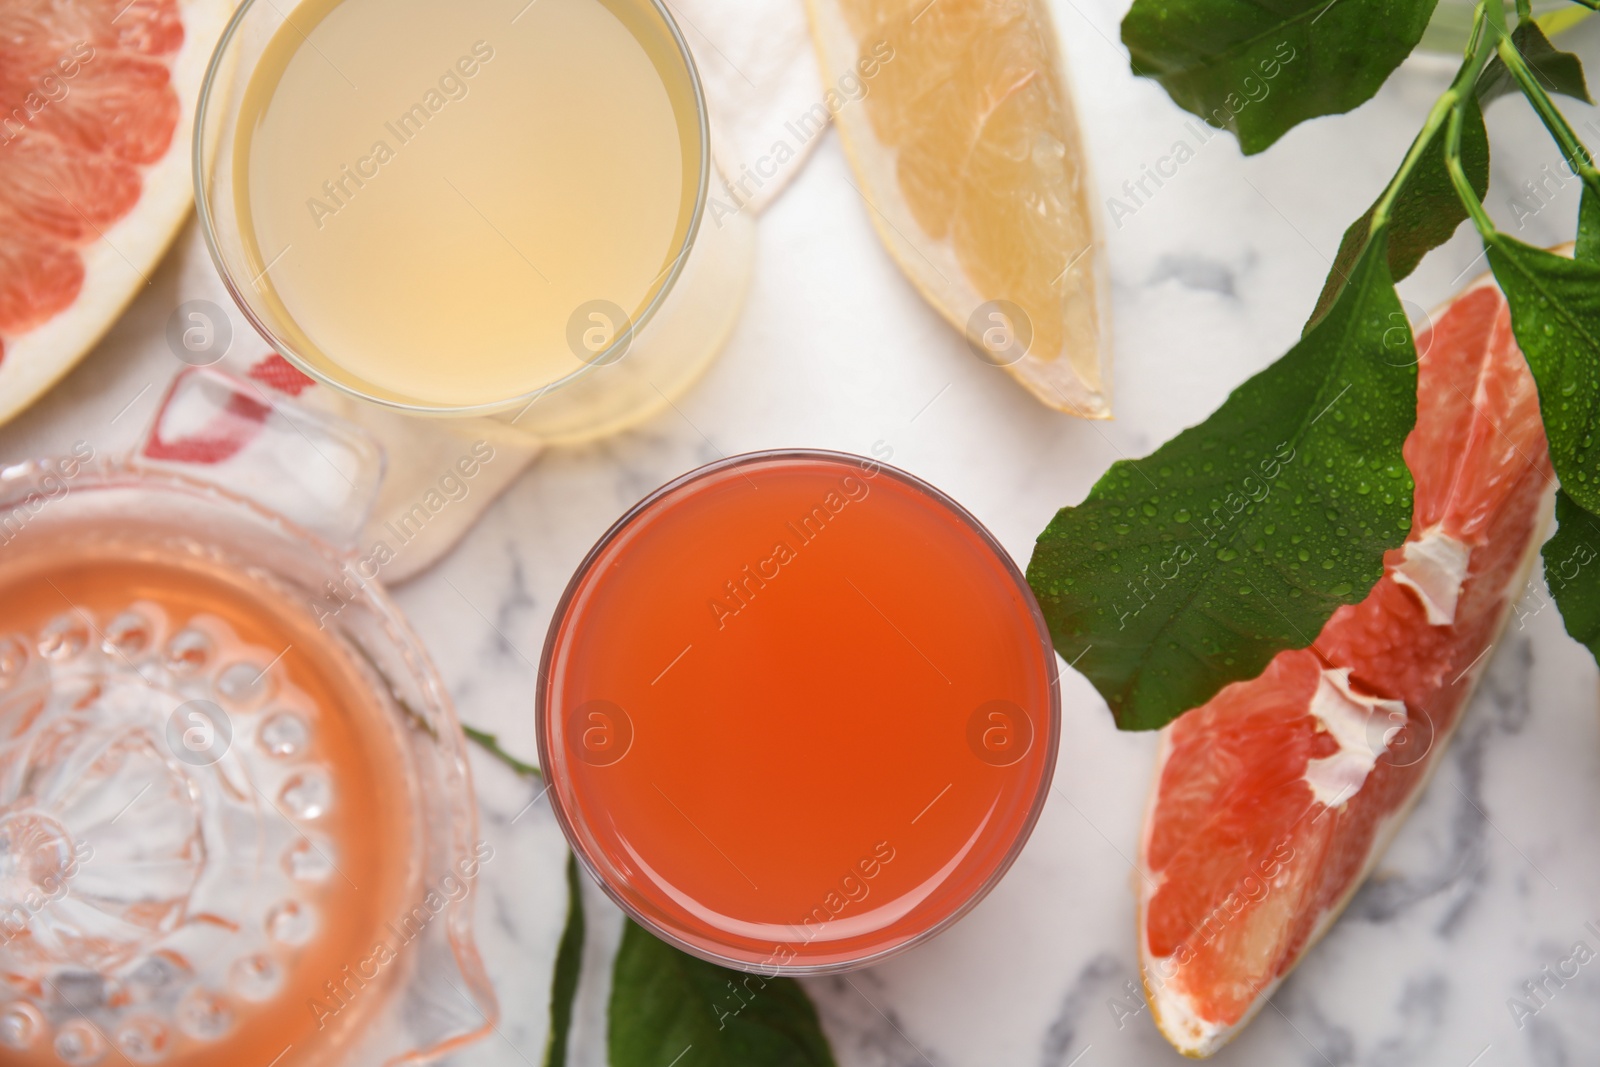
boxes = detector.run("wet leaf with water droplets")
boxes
[1121,0,1436,155]
[1488,237,1600,516]
[1307,96,1488,331]
[1545,490,1600,667]
[1577,185,1600,265]
[1026,232,1416,730]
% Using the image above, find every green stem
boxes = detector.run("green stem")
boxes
[1515,0,1531,22]
[463,724,543,779]
[1496,27,1600,196]
[1446,96,1497,237]
[1370,97,1456,235]
[1370,1,1500,233]
[1482,0,1511,54]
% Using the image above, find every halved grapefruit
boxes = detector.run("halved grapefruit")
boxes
[1137,268,1555,1056]
[0,0,229,427]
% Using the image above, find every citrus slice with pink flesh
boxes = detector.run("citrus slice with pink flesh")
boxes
[0,0,230,427]
[1138,268,1555,1056]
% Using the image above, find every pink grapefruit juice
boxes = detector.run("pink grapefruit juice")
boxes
[538,450,1058,971]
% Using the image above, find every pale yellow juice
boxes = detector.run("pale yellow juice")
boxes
[234,0,701,409]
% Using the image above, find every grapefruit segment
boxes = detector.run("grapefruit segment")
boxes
[3,0,186,58]
[0,228,85,335]
[0,0,230,427]
[0,134,144,241]
[1138,271,1555,1057]
[808,0,1111,417]
[27,51,182,165]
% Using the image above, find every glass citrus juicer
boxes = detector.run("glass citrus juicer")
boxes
[0,369,495,1067]
[193,0,755,444]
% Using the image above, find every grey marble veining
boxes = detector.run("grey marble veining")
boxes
[4,0,1600,1064]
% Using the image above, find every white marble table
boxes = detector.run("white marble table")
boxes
[7,1,1600,1063]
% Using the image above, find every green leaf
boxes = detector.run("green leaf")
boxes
[1026,233,1417,731]
[1121,0,1438,155]
[1478,20,1593,106]
[1577,184,1600,263]
[1546,490,1600,664]
[1486,235,1600,515]
[542,854,586,1067]
[1306,97,1490,330]
[608,922,836,1067]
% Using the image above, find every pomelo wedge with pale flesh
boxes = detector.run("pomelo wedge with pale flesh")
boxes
[807,0,1111,418]
[0,0,229,427]
[1138,268,1555,1057]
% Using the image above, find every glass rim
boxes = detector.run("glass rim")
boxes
[534,448,1063,975]
[192,0,713,419]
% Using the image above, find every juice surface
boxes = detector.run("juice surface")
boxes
[233,0,700,408]
[542,453,1058,968]
[0,546,414,1067]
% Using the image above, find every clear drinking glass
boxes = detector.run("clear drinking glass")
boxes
[194,0,755,444]
[536,450,1061,974]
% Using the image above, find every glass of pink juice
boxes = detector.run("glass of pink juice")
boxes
[539,450,1059,972]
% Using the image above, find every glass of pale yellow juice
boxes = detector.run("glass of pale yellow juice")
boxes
[195,0,753,443]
